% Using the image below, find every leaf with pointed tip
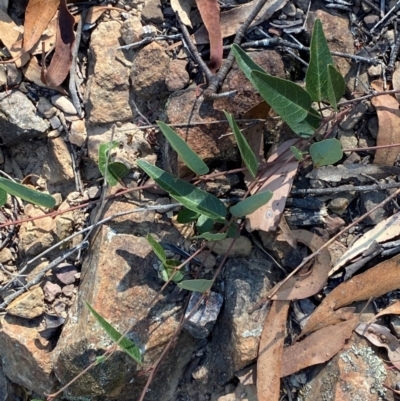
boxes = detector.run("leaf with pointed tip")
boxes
[196,214,214,234]
[306,18,334,102]
[157,121,209,175]
[327,64,346,111]
[230,191,273,217]
[177,208,200,223]
[137,160,227,222]
[98,141,129,186]
[224,111,258,178]
[310,138,343,167]
[164,259,184,282]
[146,234,166,264]
[290,146,306,161]
[0,178,56,208]
[86,302,142,364]
[177,279,213,292]
[193,232,227,240]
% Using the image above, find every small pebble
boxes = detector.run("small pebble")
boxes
[51,95,77,115]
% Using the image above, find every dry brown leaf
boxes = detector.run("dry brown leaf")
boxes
[271,230,331,300]
[195,0,222,72]
[23,0,60,53]
[356,323,400,369]
[172,0,195,27]
[246,138,304,232]
[0,9,30,67]
[281,317,358,377]
[371,80,400,166]
[194,0,287,44]
[366,300,400,325]
[21,56,66,93]
[257,300,290,401]
[302,253,400,336]
[330,211,400,275]
[43,0,75,87]
[86,6,107,24]
[277,216,297,248]
[29,15,57,55]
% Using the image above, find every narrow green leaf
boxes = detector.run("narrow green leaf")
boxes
[137,160,227,222]
[230,191,273,217]
[327,64,346,111]
[98,142,129,186]
[224,111,258,178]
[196,214,214,234]
[98,141,119,175]
[306,18,334,102]
[177,208,200,223]
[146,234,166,264]
[193,232,227,241]
[0,178,56,208]
[251,70,313,125]
[157,121,209,175]
[85,302,142,364]
[164,259,184,282]
[177,279,213,292]
[0,188,7,207]
[95,356,106,364]
[310,138,343,167]
[290,146,305,161]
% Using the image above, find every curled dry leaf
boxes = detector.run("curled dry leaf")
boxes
[330,211,400,275]
[43,0,75,87]
[246,138,304,232]
[195,0,222,72]
[371,80,400,166]
[194,0,287,44]
[23,0,60,53]
[0,9,30,67]
[257,300,290,401]
[29,16,57,55]
[356,323,400,369]
[171,0,195,27]
[271,230,331,300]
[366,300,400,325]
[281,317,358,377]
[302,253,400,336]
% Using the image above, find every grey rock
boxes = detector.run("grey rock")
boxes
[339,101,368,130]
[367,116,379,139]
[360,191,390,225]
[364,14,379,29]
[0,90,49,144]
[282,2,296,17]
[141,0,164,24]
[37,97,57,118]
[120,16,142,45]
[328,192,356,215]
[49,115,61,130]
[184,291,223,339]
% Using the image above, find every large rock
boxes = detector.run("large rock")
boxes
[85,21,134,125]
[52,200,197,400]
[165,50,286,177]
[0,90,49,144]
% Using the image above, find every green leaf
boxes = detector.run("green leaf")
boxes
[227,222,239,238]
[95,355,106,364]
[306,18,334,102]
[230,191,273,217]
[310,138,343,167]
[196,214,214,234]
[290,146,307,161]
[193,232,227,241]
[327,64,346,111]
[137,160,227,222]
[224,111,258,178]
[98,142,129,186]
[177,208,200,223]
[157,121,209,175]
[164,259,184,282]
[0,178,56,208]
[177,279,213,292]
[146,234,166,264]
[85,302,142,364]
[0,188,7,207]
[250,71,314,133]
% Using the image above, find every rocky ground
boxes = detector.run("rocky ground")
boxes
[2,0,400,400]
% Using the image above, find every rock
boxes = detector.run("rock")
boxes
[364,14,379,29]
[37,97,57,118]
[339,101,368,130]
[282,2,296,17]
[69,119,87,147]
[6,286,45,319]
[130,41,170,116]
[85,21,134,124]
[337,128,357,153]
[54,263,78,285]
[120,16,142,45]
[19,220,55,257]
[55,212,75,241]
[141,0,164,25]
[211,236,253,258]
[0,90,49,144]
[51,95,77,115]
[206,258,273,384]
[0,248,13,264]
[166,50,285,177]
[42,136,75,185]
[184,291,223,339]
[359,191,390,225]
[48,115,61,130]
[52,200,196,400]
[368,63,382,78]
[0,314,56,395]
[43,281,62,302]
[196,251,216,270]
[328,192,356,215]
[165,59,189,91]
